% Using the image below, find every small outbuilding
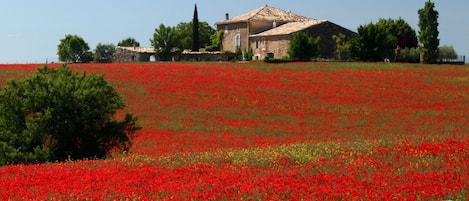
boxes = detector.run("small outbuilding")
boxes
[112,46,155,63]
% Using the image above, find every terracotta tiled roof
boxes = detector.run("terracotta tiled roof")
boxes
[216,5,312,25]
[250,20,326,37]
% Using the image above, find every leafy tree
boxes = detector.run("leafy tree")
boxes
[57,34,91,63]
[0,65,139,166]
[173,21,215,51]
[81,51,94,63]
[377,18,418,49]
[192,4,200,51]
[94,43,116,63]
[350,22,397,61]
[418,0,440,63]
[118,37,140,47]
[439,45,457,60]
[399,47,421,63]
[350,18,417,62]
[151,24,177,61]
[288,31,320,61]
[206,30,224,51]
[332,33,352,61]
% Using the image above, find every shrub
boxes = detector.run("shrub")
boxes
[288,31,320,61]
[397,47,420,63]
[0,65,140,166]
[244,47,254,61]
[439,45,458,60]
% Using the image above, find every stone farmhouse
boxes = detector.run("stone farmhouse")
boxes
[215,5,355,60]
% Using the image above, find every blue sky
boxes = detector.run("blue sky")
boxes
[0,0,467,63]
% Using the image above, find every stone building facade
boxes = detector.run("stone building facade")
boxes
[112,47,155,63]
[216,5,355,60]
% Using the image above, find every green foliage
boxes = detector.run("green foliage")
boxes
[235,46,243,61]
[439,46,458,60]
[0,65,140,166]
[192,4,200,51]
[398,47,421,63]
[173,21,215,51]
[206,31,224,51]
[243,47,254,61]
[287,31,320,61]
[57,34,91,63]
[332,33,352,61]
[81,51,94,63]
[418,0,440,63]
[151,24,177,61]
[94,43,116,63]
[263,57,293,64]
[350,22,397,61]
[376,18,418,48]
[351,18,417,62]
[118,37,140,47]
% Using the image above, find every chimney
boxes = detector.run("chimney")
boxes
[225,13,229,20]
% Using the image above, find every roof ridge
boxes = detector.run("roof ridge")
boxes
[248,5,270,21]
[216,5,313,25]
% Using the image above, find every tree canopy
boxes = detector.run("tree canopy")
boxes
[118,37,140,47]
[173,21,215,51]
[94,43,116,63]
[57,34,91,63]
[376,18,418,49]
[287,31,320,61]
[418,0,440,63]
[332,33,352,61]
[151,24,177,61]
[350,18,417,61]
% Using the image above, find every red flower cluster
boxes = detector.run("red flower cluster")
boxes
[0,62,468,200]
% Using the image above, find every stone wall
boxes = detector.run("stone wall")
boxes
[112,47,154,63]
[250,21,355,60]
[218,22,249,53]
[251,35,290,60]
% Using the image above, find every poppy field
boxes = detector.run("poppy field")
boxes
[0,62,468,200]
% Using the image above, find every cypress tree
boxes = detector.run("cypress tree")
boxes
[192,4,200,52]
[418,0,439,63]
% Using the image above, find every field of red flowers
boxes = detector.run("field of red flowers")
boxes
[0,62,468,200]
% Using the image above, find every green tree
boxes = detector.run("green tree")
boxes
[332,33,352,61]
[439,45,457,60]
[81,51,94,63]
[57,34,91,63]
[377,18,418,49]
[118,37,140,47]
[150,24,177,61]
[418,0,440,63]
[206,30,224,51]
[173,21,215,51]
[192,4,200,51]
[0,65,139,166]
[94,43,116,63]
[350,22,397,61]
[288,31,320,61]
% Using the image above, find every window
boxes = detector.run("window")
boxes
[255,40,261,49]
[235,34,241,47]
[225,26,228,33]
